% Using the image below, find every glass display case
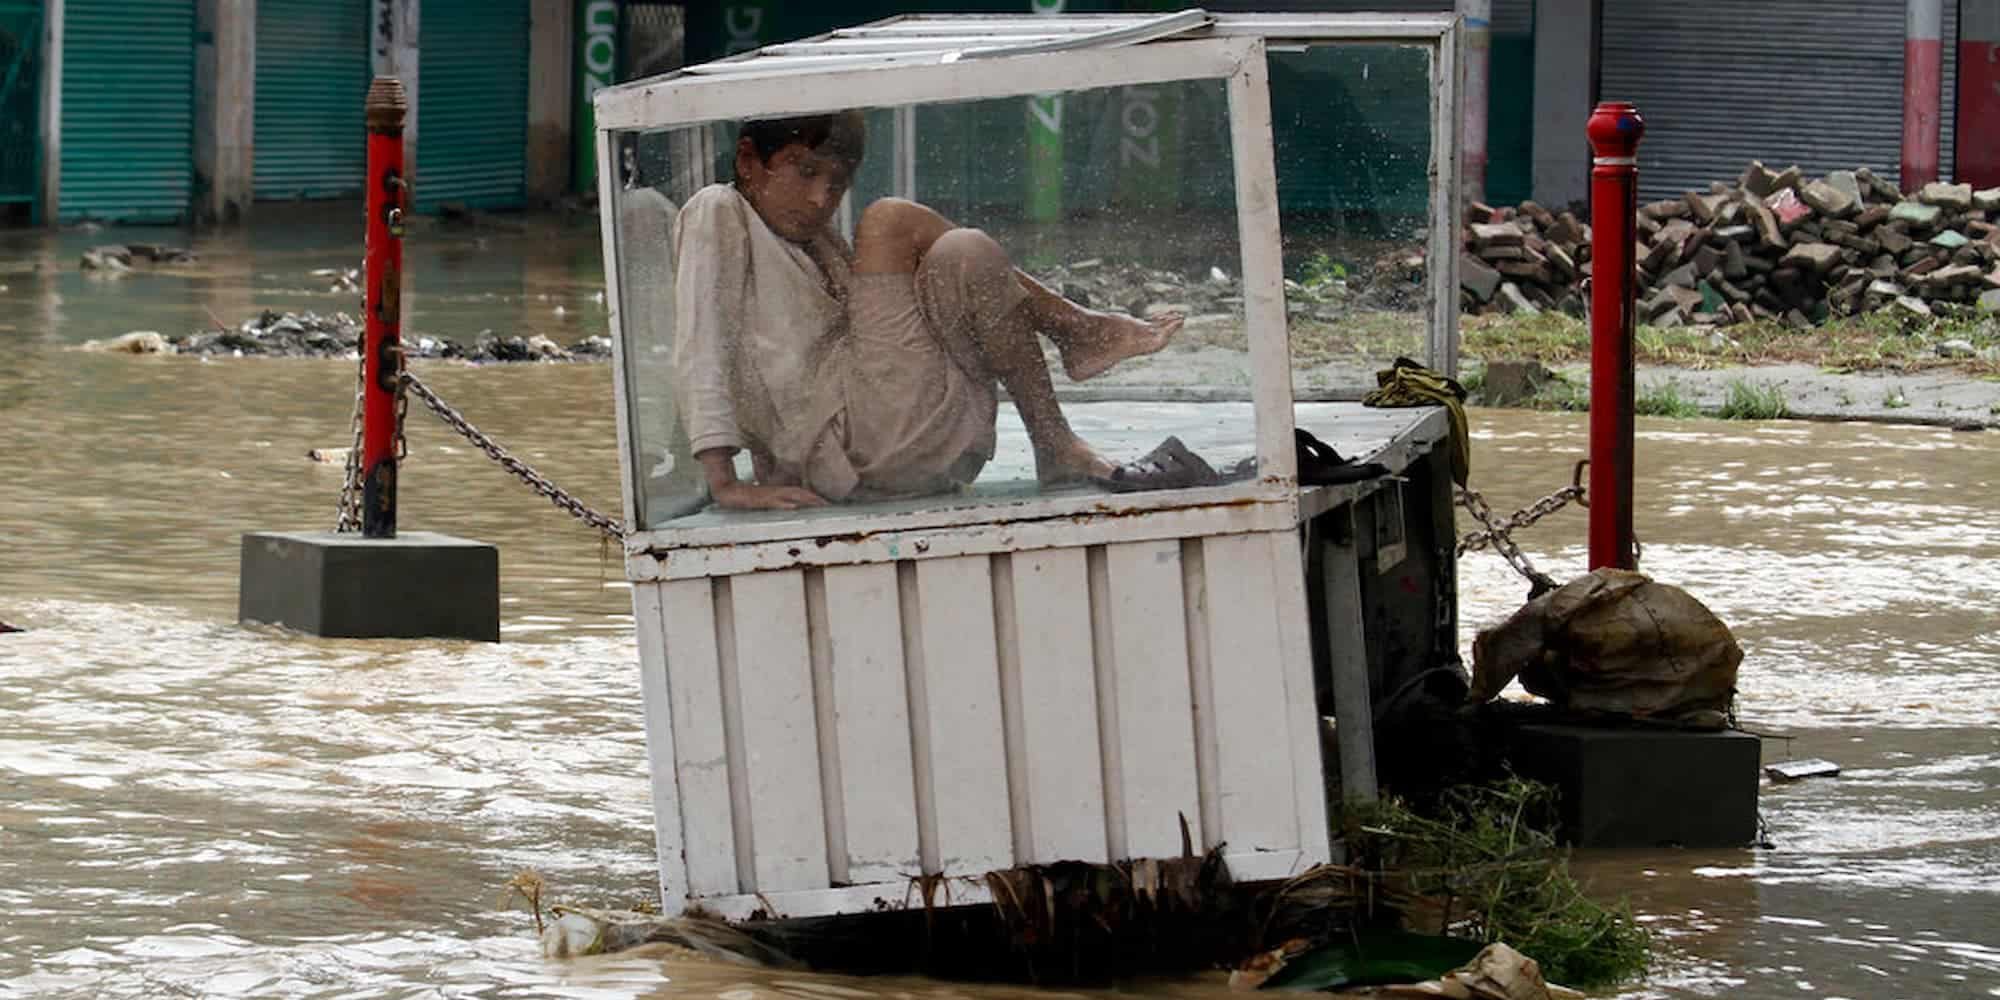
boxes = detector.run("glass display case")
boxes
[595,11,1462,921]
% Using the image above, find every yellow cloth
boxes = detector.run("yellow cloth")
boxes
[1361,357,1469,486]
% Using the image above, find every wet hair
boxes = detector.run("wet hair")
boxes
[737,112,867,172]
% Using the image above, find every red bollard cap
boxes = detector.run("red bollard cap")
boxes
[1586,101,1644,160]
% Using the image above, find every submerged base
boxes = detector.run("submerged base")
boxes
[239,530,500,641]
[1507,724,1761,848]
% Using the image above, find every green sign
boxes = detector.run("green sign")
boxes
[1112,0,1180,210]
[1026,0,1064,221]
[575,0,617,193]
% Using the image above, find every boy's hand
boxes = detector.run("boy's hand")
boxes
[712,481,828,511]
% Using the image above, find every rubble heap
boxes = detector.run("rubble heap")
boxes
[1461,162,2000,328]
[162,310,613,362]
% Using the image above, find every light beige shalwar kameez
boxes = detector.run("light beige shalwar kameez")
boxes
[671,183,1026,501]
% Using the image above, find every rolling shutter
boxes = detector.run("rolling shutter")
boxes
[60,0,194,222]
[253,0,369,200]
[1602,0,1959,201]
[0,1,42,209]
[414,0,528,211]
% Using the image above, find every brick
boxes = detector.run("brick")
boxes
[1782,242,1843,274]
[1931,229,1971,250]
[1854,167,1904,203]
[1767,187,1813,227]
[1739,159,1782,197]
[1684,191,1726,223]
[1497,281,1540,315]
[1459,253,1503,302]
[1642,198,1688,221]
[1878,226,1916,254]
[1919,181,1974,211]
[1470,222,1524,247]
[1891,201,1944,227]
[1742,194,1786,248]
[1800,179,1857,218]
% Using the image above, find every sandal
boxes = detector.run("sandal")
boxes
[1093,436,1222,493]
[1295,428,1390,486]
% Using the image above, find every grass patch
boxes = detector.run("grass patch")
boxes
[1717,379,1789,420]
[1344,778,1652,988]
[1457,364,1486,399]
[1528,376,1589,412]
[1463,310,2000,375]
[1634,379,1703,418]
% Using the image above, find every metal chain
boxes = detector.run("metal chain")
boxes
[1452,460,1588,592]
[334,340,366,532]
[402,371,626,541]
[1456,486,1564,594]
[1452,459,1645,593]
[333,323,408,531]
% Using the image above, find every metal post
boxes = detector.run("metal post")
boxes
[1586,101,1642,571]
[1958,0,2000,189]
[1458,0,1491,206]
[362,78,408,538]
[1903,0,1944,190]
[1323,509,1378,806]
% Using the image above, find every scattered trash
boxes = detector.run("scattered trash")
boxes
[1764,758,1841,781]
[0,621,22,634]
[84,331,173,354]
[79,309,617,363]
[1232,930,1484,991]
[309,267,361,293]
[79,243,196,272]
[1356,942,1586,1000]
[305,447,351,464]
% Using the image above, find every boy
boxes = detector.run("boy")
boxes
[671,112,1186,511]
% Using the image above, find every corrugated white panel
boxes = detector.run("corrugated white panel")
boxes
[1602,0,1959,200]
[648,526,1328,916]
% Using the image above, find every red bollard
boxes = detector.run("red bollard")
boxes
[362,78,409,538]
[1902,0,1944,190]
[1585,101,1643,571]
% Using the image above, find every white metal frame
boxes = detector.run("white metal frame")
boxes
[596,11,1462,552]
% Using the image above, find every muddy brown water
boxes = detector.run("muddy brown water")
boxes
[2,215,1997,998]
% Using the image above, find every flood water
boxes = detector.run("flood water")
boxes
[2,213,1997,999]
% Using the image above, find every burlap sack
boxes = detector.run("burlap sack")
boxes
[1471,569,1741,722]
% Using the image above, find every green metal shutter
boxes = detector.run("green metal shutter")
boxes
[60,0,194,222]
[0,1,43,212]
[415,0,527,211]
[253,0,369,200]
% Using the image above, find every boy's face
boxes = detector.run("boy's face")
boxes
[736,138,853,243]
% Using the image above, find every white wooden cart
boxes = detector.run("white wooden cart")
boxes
[594,10,1464,921]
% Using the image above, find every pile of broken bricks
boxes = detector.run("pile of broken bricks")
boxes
[1459,161,2000,329]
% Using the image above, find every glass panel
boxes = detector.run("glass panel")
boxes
[608,77,1255,532]
[1270,43,1438,398]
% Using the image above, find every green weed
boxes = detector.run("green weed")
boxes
[1345,778,1652,988]
[1717,379,1789,420]
[1634,379,1703,418]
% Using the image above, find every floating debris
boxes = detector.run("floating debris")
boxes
[1764,758,1841,781]
[128,310,615,363]
[79,243,198,272]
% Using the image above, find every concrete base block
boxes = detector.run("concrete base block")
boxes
[240,531,500,641]
[1508,724,1761,848]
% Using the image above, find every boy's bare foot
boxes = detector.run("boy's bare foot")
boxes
[1034,437,1117,486]
[1059,310,1183,383]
